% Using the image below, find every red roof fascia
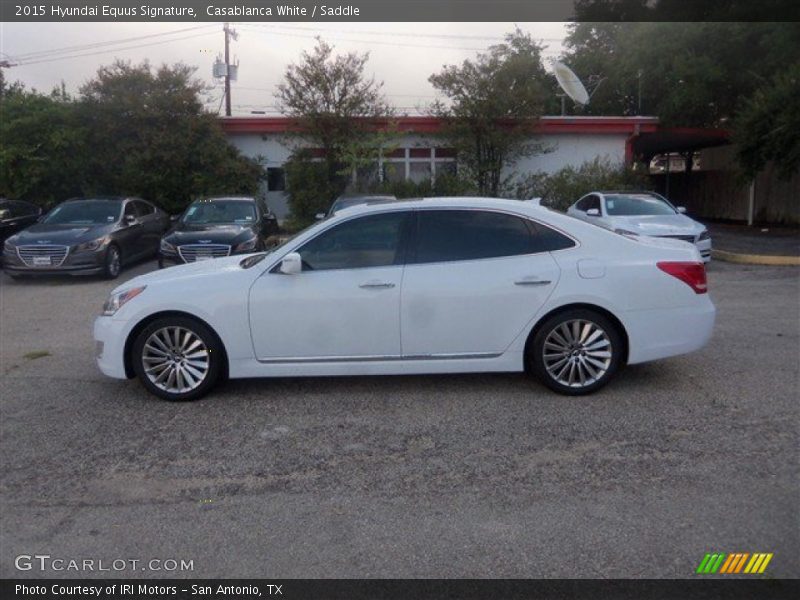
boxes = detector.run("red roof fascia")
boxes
[219,116,661,136]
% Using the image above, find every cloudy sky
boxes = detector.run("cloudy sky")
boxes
[1,22,569,115]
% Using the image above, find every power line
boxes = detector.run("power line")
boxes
[243,23,564,44]
[239,25,562,54]
[9,25,217,61]
[14,31,217,66]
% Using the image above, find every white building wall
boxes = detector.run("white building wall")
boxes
[510,133,628,177]
[227,131,630,221]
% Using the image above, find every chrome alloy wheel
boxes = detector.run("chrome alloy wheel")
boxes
[141,327,209,393]
[542,319,613,388]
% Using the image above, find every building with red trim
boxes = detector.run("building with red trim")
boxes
[220,115,730,221]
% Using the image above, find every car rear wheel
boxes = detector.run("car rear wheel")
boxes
[103,244,121,279]
[528,308,623,395]
[131,316,223,401]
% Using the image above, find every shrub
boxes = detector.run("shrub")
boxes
[502,158,650,210]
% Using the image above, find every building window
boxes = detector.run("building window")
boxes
[267,168,286,192]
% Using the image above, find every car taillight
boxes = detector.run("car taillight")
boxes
[657,261,708,294]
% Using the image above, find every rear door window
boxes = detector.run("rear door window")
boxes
[413,210,533,264]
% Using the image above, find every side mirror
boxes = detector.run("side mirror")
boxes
[586,208,600,217]
[676,206,687,214]
[279,252,302,275]
[125,214,138,226]
[315,213,326,221]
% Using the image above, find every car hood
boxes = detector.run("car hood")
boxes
[9,223,115,246]
[114,253,265,293]
[607,214,703,236]
[164,224,256,245]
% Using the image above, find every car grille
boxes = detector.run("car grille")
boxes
[658,234,697,244]
[177,244,231,263]
[16,245,70,267]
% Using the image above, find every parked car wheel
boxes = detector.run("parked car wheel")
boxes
[528,308,624,395]
[104,244,121,279]
[131,316,223,401]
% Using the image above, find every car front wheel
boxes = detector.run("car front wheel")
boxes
[131,316,223,401]
[103,244,121,279]
[528,308,623,395]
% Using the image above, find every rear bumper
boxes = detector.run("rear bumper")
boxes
[623,299,716,365]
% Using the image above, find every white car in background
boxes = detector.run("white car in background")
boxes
[94,197,715,401]
[566,191,712,262]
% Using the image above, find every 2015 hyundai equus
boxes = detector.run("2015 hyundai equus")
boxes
[3,197,169,279]
[94,197,715,401]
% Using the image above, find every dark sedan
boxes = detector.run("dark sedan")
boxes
[2,197,169,279]
[0,199,42,244]
[158,197,278,268]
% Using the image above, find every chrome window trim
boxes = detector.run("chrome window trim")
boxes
[264,204,580,275]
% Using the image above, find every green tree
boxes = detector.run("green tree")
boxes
[735,61,800,179]
[0,84,86,205]
[276,38,393,224]
[78,60,263,212]
[429,28,552,196]
[562,22,800,127]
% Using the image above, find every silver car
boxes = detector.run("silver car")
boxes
[566,191,711,262]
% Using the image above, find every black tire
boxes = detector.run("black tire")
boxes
[103,244,122,279]
[527,308,624,396]
[131,316,224,401]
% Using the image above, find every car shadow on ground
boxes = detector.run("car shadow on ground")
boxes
[0,258,158,286]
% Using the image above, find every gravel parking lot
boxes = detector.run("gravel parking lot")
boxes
[0,260,797,578]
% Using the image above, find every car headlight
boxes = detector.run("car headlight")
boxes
[160,239,177,253]
[75,236,109,252]
[3,238,16,252]
[102,286,146,316]
[697,230,710,242]
[234,236,258,253]
[614,228,639,236]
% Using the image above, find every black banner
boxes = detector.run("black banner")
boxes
[3,579,800,600]
[2,0,799,22]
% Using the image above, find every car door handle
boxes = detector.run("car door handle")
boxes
[514,277,551,286]
[359,281,396,289]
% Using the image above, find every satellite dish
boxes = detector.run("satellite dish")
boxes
[552,62,590,106]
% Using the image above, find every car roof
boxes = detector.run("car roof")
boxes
[194,196,256,203]
[63,196,128,203]
[333,196,549,217]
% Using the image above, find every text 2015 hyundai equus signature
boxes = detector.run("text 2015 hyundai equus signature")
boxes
[94,197,715,401]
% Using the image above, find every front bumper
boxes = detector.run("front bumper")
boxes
[94,316,131,379]
[3,247,106,275]
[695,238,712,263]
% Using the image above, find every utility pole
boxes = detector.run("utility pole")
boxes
[224,22,233,117]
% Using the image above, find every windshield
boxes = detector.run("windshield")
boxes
[43,200,122,225]
[604,194,677,216]
[182,200,256,225]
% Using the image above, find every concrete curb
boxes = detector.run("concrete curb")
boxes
[712,249,800,266]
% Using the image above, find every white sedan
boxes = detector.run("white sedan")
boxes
[566,191,712,262]
[94,197,715,401]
